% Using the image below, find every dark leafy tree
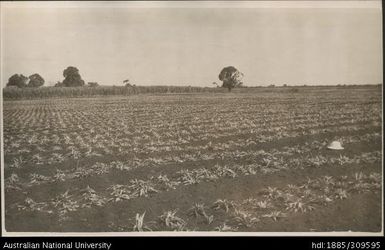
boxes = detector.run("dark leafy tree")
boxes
[62,66,85,87]
[27,73,45,88]
[218,66,244,91]
[6,74,28,88]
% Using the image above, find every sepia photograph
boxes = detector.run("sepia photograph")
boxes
[0,1,383,236]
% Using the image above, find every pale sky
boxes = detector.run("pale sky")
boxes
[1,1,382,87]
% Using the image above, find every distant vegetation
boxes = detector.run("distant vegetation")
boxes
[3,86,225,100]
[87,82,99,87]
[6,73,45,88]
[6,66,85,89]
[4,84,380,100]
[218,66,244,92]
[4,65,381,100]
[60,66,85,87]
[28,74,45,88]
[123,79,134,87]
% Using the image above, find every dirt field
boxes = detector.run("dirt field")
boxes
[2,86,382,233]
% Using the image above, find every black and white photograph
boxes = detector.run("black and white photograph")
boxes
[0,1,383,236]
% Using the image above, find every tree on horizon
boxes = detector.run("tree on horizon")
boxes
[218,66,244,92]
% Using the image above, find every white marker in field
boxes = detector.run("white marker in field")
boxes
[327,141,344,150]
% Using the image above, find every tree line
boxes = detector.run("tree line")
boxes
[6,66,244,91]
[6,66,87,88]
[6,73,45,88]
